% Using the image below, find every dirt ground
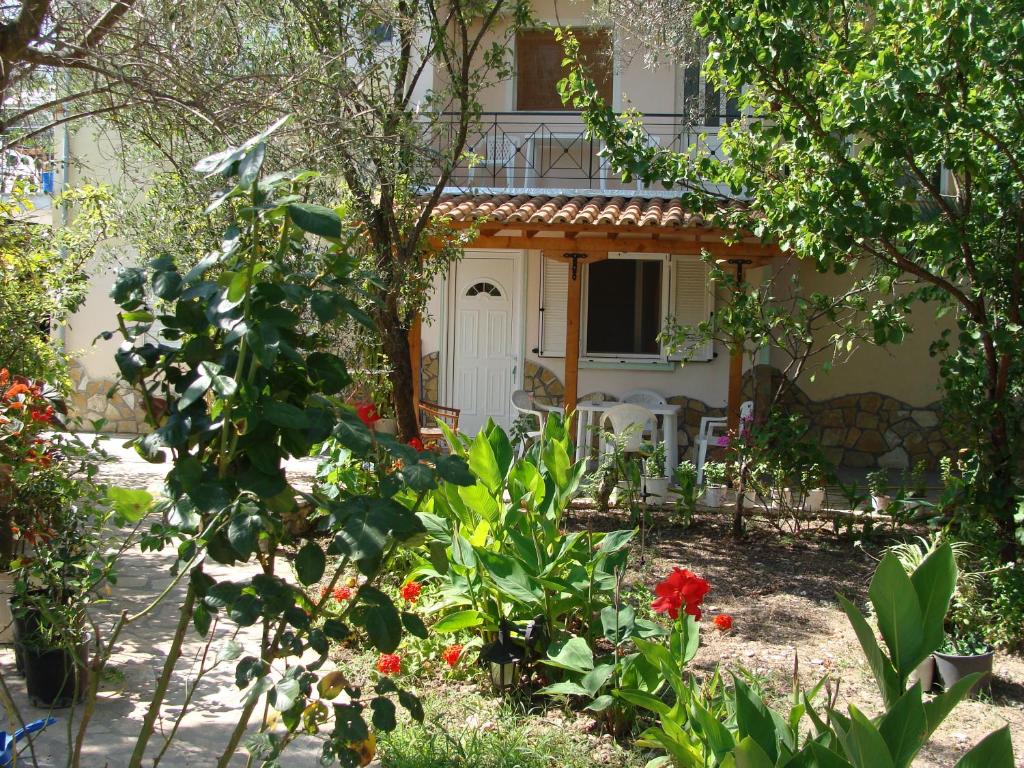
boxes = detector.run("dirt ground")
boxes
[593,508,1024,767]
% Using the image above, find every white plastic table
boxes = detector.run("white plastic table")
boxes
[574,400,681,477]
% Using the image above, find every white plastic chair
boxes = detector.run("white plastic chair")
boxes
[511,390,564,454]
[695,400,753,485]
[600,403,657,455]
[470,133,518,186]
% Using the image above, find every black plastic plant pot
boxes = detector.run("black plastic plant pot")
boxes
[933,648,994,697]
[13,608,88,708]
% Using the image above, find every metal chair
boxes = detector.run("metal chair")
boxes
[416,400,460,453]
[599,403,657,455]
[695,400,753,485]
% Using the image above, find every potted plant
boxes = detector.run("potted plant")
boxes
[671,460,699,527]
[885,534,987,695]
[701,461,728,507]
[7,424,121,707]
[642,442,669,506]
[0,371,66,643]
[768,466,793,510]
[801,464,828,513]
[866,469,891,512]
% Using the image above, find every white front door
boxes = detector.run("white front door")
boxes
[450,255,519,435]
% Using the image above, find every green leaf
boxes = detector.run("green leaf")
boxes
[544,636,594,673]
[845,706,896,768]
[400,463,436,492]
[733,736,776,768]
[837,593,900,706]
[356,586,402,653]
[434,455,475,486]
[371,697,397,731]
[294,542,326,586]
[287,203,342,239]
[193,602,212,637]
[273,677,301,712]
[909,544,956,657]
[398,688,424,722]
[923,673,982,738]
[432,610,483,634]
[586,694,616,712]
[614,687,671,716]
[227,506,264,560]
[179,374,212,411]
[597,529,636,553]
[106,486,152,523]
[601,604,636,644]
[869,555,924,678]
[953,726,1015,768]
[476,549,543,605]
[538,680,590,697]
[733,676,778,764]
[263,401,310,428]
[401,611,429,639]
[878,684,927,768]
[306,352,350,394]
[468,432,503,493]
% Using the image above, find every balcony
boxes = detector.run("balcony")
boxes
[431,111,734,194]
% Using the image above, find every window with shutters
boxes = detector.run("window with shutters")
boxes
[679,47,740,128]
[516,29,612,111]
[538,254,713,363]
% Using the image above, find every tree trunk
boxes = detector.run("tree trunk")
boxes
[378,306,419,442]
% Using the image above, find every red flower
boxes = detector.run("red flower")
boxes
[713,614,733,631]
[442,644,463,668]
[400,581,421,603]
[332,586,352,601]
[407,437,424,452]
[651,567,711,621]
[29,406,53,423]
[356,403,380,427]
[376,653,401,675]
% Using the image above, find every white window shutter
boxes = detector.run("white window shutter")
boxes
[539,258,568,357]
[668,257,714,361]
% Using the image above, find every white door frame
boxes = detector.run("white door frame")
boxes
[440,250,527,410]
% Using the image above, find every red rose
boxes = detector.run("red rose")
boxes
[651,567,711,621]
[442,644,463,668]
[407,437,424,452]
[332,586,352,601]
[713,614,733,631]
[376,653,401,675]
[400,581,421,603]
[356,403,380,427]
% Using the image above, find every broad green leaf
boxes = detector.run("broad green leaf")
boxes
[953,726,1015,768]
[614,687,672,717]
[106,486,152,523]
[433,610,483,634]
[733,736,776,768]
[273,677,301,712]
[869,555,924,677]
[597,529,636,553]
[877,684,927,768]
[371,698,397,731]
[294,542,326,585]
[287,203,342,239]
[922,673,982,738]
[468,432,502,493]
[355,586,402,653]
[580,663,615,696]
[837,593,900,706]
[476,549,543,605]
[179,374,212,411]
[733,676,779,763]
[537,680,590,697]
[909,544,956,657]
[401,611,428,639]
[601,604,637,644]
[544,636,594,673]
[845,706,895,768]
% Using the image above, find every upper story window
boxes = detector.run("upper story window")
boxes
[516,29,612,111]
[680,47,740,128]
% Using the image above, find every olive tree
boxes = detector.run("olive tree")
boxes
[562,0,1024,558]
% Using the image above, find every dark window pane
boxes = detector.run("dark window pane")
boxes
[585,259,662,355]
[703,80,721,127]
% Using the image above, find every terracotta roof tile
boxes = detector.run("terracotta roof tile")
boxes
[427,194,708,229]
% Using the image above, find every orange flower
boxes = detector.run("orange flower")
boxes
[400,581,421,603]
[376,653,401,675]
[713,614,733,631]
[442,644,463,667]
[0,369,8,386]
[3,383,30,401]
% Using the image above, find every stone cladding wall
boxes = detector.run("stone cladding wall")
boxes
[68,360,146,434]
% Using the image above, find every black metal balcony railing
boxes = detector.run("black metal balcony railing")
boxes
[431,111,737,192]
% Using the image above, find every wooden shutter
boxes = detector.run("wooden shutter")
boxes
[668,257,714,361]
[516,29,612,111]
[539,258,568,357]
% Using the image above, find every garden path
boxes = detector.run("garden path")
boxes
[0,436,337,767]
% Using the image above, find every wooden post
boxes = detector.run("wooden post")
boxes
[563,257,583,421]
[726,260,750,433]
[409,314,422,404]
